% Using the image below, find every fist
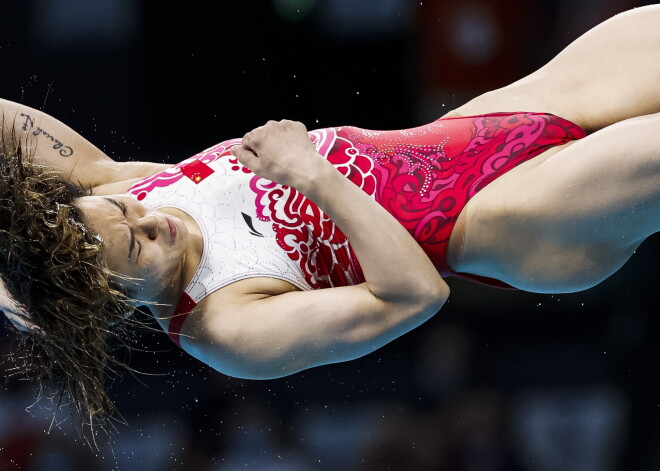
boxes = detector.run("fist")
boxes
[229,120,326,189]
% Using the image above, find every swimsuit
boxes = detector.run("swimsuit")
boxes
[126,112,586,347]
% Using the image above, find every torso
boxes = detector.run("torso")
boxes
[92,107,588,345]
[114,113,586,344]
[134,114,586,284]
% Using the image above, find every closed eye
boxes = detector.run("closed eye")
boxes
[128,226,139,262]
[104,197,142,263]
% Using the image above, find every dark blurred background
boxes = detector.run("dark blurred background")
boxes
[1,0,659,470]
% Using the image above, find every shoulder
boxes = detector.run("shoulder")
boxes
[170,277,303,376]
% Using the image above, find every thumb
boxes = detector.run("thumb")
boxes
[230,145,259,170]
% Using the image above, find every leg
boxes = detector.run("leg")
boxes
[457,112,660,293]
[452,5,660,133]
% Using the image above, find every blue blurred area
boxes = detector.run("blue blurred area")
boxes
[1,1,659,470]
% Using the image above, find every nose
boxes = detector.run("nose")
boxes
[135,213,160,240]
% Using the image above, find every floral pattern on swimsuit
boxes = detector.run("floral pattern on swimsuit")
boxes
[129,113,585,292]
[233,112,586,289]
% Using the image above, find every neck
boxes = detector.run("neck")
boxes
[157,257,189,310]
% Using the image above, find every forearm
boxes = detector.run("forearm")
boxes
[0,98,119,187]
[192,164,449,378]
[208,120,449,378]
[232,119,448,305]
[298,160,448,304]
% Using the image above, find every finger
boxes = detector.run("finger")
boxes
[242,124,268,150]
[230,145,259,170]
[241,131,253,150]
[281,119,306,132]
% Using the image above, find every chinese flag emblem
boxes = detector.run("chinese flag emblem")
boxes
[181,160,214,184]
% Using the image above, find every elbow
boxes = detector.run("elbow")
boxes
[416,278,450,315]
[435,279,450,306]
[378,275,449,312]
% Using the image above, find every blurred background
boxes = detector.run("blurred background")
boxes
[1,0,659,469]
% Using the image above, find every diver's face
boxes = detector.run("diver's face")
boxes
[76,195,189,300]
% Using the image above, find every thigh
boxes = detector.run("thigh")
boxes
[452,5,660,133]
[457,112,660,293]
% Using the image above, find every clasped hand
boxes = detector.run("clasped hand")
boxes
[230,120,327,191]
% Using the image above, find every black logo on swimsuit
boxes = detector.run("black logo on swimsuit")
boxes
[241,212,264,237]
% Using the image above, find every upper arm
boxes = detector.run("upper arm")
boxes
[179,282,448,379]
[1,98,125,188]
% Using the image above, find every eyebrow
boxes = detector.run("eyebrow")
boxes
[103,197,137,262]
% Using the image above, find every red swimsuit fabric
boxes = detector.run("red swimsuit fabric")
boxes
[243,112,586,291]
[135,112,586,346]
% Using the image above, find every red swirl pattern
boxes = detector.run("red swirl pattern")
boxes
[249,132,372,289]
[244,113,585,289]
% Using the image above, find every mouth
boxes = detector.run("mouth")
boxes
[166,216,177,245]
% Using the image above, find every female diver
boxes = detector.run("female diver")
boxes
[1,5,659,426]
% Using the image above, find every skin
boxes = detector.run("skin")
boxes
[2,5,659,377]
[445,5,660,292]
[81,122,450,378]
[449,113,660,293]
[74,196,204,308]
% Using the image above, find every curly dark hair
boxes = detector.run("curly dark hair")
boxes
[0,131,139,433]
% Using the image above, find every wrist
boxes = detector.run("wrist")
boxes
[291,153,337,197]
